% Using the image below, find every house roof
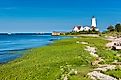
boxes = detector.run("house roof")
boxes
[73,26,82,30]
[77,26,81,30]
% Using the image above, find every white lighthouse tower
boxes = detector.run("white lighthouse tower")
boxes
[91,16,96,28]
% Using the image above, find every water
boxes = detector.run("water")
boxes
[0,34,69,63]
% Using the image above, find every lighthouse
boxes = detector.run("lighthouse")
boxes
[91,16,96,28]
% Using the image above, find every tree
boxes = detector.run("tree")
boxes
[107,25,114,32]
[115,24,121,32]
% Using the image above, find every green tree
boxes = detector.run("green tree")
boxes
[107,25,115,32]
[115,24,121,32]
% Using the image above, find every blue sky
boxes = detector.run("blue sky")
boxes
[0,0,121,32]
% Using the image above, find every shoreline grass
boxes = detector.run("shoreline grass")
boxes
[0,37,120,80]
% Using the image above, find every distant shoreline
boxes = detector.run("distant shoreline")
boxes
[0,33,52,35]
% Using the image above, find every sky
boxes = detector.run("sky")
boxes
[0,0,121,32]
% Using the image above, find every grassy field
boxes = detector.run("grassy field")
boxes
[0,37,120,80]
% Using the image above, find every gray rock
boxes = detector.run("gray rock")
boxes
[87,71,117,80]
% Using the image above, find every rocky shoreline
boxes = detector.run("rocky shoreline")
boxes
[78,40,121,80]
[84,45,117,80]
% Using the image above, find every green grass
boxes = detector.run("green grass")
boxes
[101,31,121,38]
[75,37,118,63]
[0,37,120,80]
[104,66,121,79]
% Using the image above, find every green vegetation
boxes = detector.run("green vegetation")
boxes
[105,23,121,33]
[0,37,120,80]
[107,25,115,32]
[115,24,121,32]
[104,66,121,79]
[102,31,120,36]
[65,31,99,35]
[101,23,121,37]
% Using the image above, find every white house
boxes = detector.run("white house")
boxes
[80,26,84,31]
[73,26,82,32]
[83,26,90,31]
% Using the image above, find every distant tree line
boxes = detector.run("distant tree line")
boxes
[107,23,121,32]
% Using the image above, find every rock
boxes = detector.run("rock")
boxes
[74,70,78,75]
[80,42,88,44]
[106,37,121,50]
[63,76,68,80]
[76,41,80,44]
[69,69,78,75]
[90,52,99,57]
[85,46,96,53]
[85,46,98,57]
[91,61,100,66]
[113,60,118,63]
[114,46,121,50]
[106,42,115,48]
[106,36,117,41]
[98,58,104,62]
[116,54,121,57]
[76,41,88,44]
[94,65,116,72]
[87,71,117,80]
[91,58,104,66]
[112,62,121,65]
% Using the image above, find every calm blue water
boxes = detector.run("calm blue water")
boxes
[0,34,69,63]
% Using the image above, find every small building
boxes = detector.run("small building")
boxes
[52,31,65,36]
[52,31,61,36]
[73,26,82,32]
